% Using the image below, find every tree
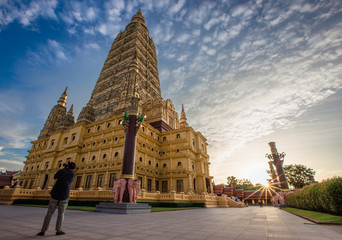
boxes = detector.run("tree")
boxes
[236,178,253,189]
[283,164,316,189]
[227,176,259,190]
[227,176,236,187]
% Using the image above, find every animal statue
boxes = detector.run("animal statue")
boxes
[113,179,127,203]
[133,179,141,203]
[127,179,141,203]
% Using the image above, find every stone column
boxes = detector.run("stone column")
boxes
[269,142,289,190]
[120,97,143,202]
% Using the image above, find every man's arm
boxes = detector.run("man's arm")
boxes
[54,170,61,180]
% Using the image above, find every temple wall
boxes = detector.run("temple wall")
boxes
[20,114,213,195]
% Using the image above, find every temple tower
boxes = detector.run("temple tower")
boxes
[78,10,178,132]
[87,10,161,120]
[38,87,68,139]
[180,104,189,128]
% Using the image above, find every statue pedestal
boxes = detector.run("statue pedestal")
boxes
[95,202,151,214]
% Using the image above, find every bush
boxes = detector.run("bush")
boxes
[285,177,342,215]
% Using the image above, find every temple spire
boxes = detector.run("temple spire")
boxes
[67,104,73,115]
[131,9,146,26]
[58,87,67,106]
[180,104,188,128]
[57,104,75,130]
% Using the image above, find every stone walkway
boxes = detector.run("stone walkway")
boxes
[0,205,341,240]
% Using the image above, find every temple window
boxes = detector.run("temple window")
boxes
[103,139,107,144]
[163,163,167,168]
[163,136,166,141]
[64,137,68,145]
[176,134,180,139]
[118,119,122,125]
[147,178,152,192]
[139,157,143,162]
[93,142,96,146]
[108,173,116,188]
[107,122,111,128]
[155,180,159,191]
[87,128,91,133]
[97,174,104,188]
[72,133,76,141]
[156,163,159,168]
[81,157,85,162]
[92,156,96,161]
[177,162,182,167]
[148,160,152,165]
[51,139,55,147]
[75,176,82,189]
[177,149,180,153]
[115,137,118,141]
[85,175,92,188]
[115,152,119,157]
[103,154,107,159]
[177,180,184,193]
[162,181,168,193]
[97,125,101,131]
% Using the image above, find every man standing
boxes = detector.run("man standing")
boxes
[37,161,76,236]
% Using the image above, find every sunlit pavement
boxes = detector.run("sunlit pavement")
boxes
[0,205,341,240]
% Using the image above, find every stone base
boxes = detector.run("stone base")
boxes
[95,202,151,214]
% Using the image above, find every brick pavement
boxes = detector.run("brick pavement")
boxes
[0,205,341,240]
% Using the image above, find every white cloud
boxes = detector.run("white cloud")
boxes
[176,33,190,43]
[0,0,58,30]
[85,42,100,50]
[169,0,186,14]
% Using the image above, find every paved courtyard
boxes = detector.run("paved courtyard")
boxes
[0,205,341,240]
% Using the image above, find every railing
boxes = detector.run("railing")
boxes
[0,186,244,208]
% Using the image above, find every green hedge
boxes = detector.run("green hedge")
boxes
[13,199,204,208]
[285,177,342,215]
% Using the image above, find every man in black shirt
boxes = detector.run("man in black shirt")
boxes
[37,161,76,236]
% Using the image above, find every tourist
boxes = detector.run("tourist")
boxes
[37,162,76,236]
[258,199,263,207]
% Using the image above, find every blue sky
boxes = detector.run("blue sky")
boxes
[1,0,341,185]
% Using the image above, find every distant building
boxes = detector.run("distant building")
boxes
[19,10,213,195]
[0,170,20,189]
[213,183,274,205]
